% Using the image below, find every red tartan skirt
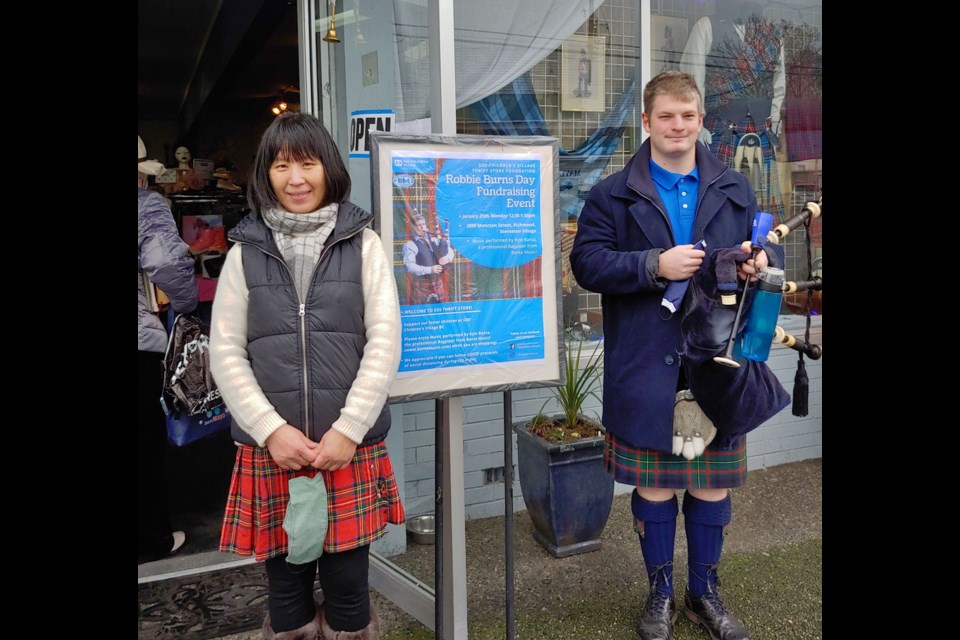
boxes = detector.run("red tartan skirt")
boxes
[220,441,405,562]
[604,431,747,490]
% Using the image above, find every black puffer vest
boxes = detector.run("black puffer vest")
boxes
[227,202,391,447]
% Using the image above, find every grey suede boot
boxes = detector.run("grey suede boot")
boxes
[318,603,380,640]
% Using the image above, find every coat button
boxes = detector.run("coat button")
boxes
[664,354,675,365]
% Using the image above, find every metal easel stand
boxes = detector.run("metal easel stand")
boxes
[438,396,468,639]
[367,398,469,639]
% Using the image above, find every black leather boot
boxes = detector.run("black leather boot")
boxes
[633,492,679,640]
[684,590,749,640]
[638,587,676,640]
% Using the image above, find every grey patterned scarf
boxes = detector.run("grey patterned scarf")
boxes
[261,203,339,301]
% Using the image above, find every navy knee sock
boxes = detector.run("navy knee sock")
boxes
[631,491,679,596]
[682,492,732,598]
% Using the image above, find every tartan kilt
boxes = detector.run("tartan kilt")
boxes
[220,441,405,562]
[604,431,747,489]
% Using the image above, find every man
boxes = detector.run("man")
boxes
[402,213,454,304]
[570,71,783,640]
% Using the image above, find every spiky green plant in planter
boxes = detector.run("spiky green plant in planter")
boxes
[515,338,613,557]
[528,339,604,442]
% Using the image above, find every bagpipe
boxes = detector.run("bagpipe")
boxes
[766,198,822,247]
[425,214,451,242]
[712,197,822,415]
[670,197,822,454]
[770,196,822,416]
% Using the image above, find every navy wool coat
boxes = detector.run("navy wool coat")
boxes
[570,140,784,453]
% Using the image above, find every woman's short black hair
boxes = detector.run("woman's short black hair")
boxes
[247,112,351,212]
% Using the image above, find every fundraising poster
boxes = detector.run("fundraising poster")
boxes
[371,134,562,401]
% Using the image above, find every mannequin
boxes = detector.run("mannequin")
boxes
[175,146,192,170]
[172,146,203,192]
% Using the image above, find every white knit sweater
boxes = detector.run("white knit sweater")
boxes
[210,228,401,447]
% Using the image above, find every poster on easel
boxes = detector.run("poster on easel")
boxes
[370,134,563,402]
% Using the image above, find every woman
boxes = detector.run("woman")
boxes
[210,113,403,640]
[138,135,198,563]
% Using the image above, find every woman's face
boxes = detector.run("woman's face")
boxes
[269,154,327,214]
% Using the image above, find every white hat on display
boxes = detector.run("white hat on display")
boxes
[138,135,166,176]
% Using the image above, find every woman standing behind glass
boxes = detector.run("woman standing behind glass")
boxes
[210,112,403,639]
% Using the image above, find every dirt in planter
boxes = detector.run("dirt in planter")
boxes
[526,415,604,443]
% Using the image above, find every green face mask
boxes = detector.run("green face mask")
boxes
[283,474,329,565]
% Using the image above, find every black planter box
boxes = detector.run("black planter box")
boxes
[513,419,615,558]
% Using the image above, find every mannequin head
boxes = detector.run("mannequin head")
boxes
[175,146,192,169]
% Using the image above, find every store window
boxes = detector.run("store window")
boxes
[455,0,822,328]
[452,0,638,336]
[673,0,822,317]
[313,0,821,330]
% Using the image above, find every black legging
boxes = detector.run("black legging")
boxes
[138,350,173,561]
[265,544,371,632]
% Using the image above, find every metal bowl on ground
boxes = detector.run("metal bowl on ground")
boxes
[406,515,436,545]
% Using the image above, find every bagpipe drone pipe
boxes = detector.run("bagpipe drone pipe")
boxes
[675,199,822,444]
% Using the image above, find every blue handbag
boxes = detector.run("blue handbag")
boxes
[164,403,231,447]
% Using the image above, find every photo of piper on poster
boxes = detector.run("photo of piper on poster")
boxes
[370,134,562,402]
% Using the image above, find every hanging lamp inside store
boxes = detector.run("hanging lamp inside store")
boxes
[270,86,297,116]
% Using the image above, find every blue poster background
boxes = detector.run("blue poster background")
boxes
[399,298,544,373]
[393,152,546,374]
[436,158,541,268]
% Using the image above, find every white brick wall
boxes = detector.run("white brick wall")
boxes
[400,316,822,520]
[746,315,822,470]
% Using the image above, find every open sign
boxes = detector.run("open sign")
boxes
[349,109,394,158]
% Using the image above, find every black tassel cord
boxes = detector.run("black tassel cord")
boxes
[792,357,808,417]
[791,215,813,417]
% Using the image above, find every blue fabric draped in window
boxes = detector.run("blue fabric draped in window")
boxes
[469,73,637,219]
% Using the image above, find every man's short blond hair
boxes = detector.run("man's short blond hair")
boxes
[642,70,703,116]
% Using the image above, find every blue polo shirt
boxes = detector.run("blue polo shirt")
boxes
[650,159,699,246]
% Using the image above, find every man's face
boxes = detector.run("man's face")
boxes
[415,218,428,237]
[641,94,702,162]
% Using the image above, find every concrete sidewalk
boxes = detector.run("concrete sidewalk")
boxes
[208,458,821,640]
